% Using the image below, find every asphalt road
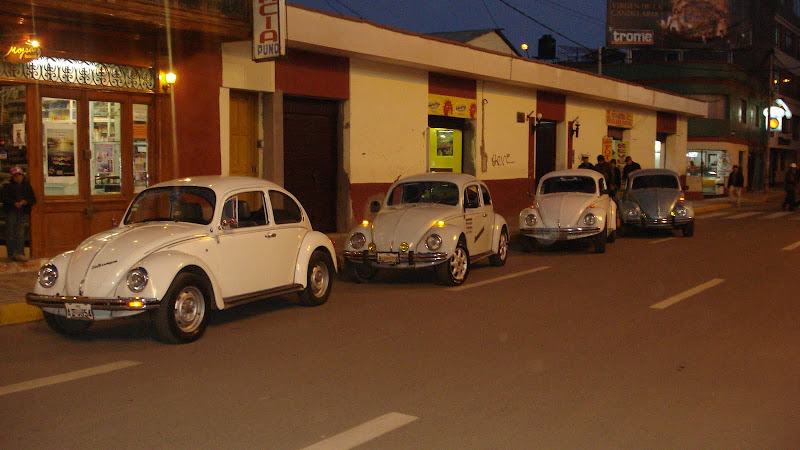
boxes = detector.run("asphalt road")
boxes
[2,201,799,449]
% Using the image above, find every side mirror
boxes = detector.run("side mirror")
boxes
[369,201,381,213]
[682,185,689,191]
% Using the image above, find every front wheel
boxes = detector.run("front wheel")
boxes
[153,273,210,344]
[488,229,509,266]
[43,311,92,336]
[592,226,607,253]
[435,240,469,286]
[298,250,334,306]
[345,261,378,283]
[682,220,695,237]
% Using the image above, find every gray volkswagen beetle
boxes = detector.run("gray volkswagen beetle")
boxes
[619,168,695,237]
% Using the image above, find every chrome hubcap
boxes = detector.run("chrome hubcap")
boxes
[499,233,508,261]
[450,247,468,280]
[309,262,330,298]
[174,286,205,333]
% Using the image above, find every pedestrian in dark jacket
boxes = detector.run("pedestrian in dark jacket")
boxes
[727,165,745,207]
[783,163,799,211]
[594,155,613,189]
[2,166,36,261]
[622,156,641,182]
[577,155,594,169]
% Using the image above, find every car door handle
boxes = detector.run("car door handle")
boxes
[265,233,277,238]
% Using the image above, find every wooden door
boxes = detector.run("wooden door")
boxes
[229,90,259,177]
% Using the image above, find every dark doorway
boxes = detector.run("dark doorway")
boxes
[534,120,557,189]
[283,96,339,232]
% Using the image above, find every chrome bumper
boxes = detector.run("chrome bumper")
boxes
[519,227,600,239]
[26,293,160,311]
[622,217,693,228]
[343,250,448,267]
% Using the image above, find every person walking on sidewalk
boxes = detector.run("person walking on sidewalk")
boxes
[2,166,36,261]
[783,163,799,211]
[622,156,641,183]
[727,165,745,207]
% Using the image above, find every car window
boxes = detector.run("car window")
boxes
[540,176,596,194]
[387,181,459,206]
[480,184,492,206]
[269,190,303,224]
[464,185,481,209]
[125,186,215,225]
[221,191,267,228]
[632,175,680,190]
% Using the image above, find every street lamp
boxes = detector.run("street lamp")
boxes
[521,43,530,58]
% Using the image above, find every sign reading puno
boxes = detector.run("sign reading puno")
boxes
[4,42,41,63]
[252,0,287,62]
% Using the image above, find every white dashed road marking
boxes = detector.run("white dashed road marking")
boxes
[782,240,800,251]
[301,412,418,450]
[650,278,725,310]
[649,237,675,244]
[0,360,141,396]
[697,212,728,219]
[726,212,759,219]
[760,212,792,219]
[449,266,550,292]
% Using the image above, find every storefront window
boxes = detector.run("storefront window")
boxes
[686,150,730,194]
[1,85,29,245]
[42,97,79,196]
[133,104,149,192]
[90,101,121,194]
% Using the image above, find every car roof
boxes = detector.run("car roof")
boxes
[628,168,679,179]
[541,169,603,181]
[392,172,482,187]
[149,175,285,194]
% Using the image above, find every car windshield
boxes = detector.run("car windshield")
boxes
[540,176,596,194]
[387,181,459,206]
[124,186,216,225]
[631,175,679,190]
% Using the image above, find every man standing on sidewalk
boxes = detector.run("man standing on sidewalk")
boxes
[2,166,36,261]
[783,163,799,211]
[727,165,745,207]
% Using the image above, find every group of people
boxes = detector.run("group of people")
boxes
[578,154,641,198]
[783,162,799,211]
[2,166,36,262]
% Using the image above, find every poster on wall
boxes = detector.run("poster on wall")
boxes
[95,143,114,174]
[45,122,77,183]
[606,0,749,49]
[12,123,26,148]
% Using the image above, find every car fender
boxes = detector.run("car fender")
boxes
[343,223,372,251]
[587,206,610,231]
[293,231,337,287]
[491,214,508,253]
[31,251,75,295]
[424,224,464,257]
[120,250,225,310]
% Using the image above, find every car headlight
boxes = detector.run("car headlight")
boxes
[625,206,641,219]
[38,264,58,288]
[426,234,443,251]
[524,213,537,227]
[126,267,149,293]
[350,232,366,249]
[584,213,596,226]
[674,204,688,217]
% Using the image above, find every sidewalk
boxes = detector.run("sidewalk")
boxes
[0,189,785,327]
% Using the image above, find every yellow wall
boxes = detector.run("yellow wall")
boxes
[478,81,535,180]
[346,59,429,184]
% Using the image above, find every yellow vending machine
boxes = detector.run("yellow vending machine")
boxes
[428,128,462,173]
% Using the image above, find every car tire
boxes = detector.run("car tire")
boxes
[153,272,210,344]
[521,236,536,253]
[488,228,509,266]
[607,215,619,243]
[43,311,92,336]
[346,260,378,283]
[298,250,333,306]
[617,223,630,237]
[435,239,469,286]
[593,225,607,253]
[682,220,695,237]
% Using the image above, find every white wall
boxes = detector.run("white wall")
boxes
[347,59,429,184]
[478,81,535,180]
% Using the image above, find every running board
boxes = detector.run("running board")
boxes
[222,284,303,308]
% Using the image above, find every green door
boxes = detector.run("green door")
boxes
[428,128,462,173]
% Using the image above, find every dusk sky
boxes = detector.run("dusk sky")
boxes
[287,0,608,56]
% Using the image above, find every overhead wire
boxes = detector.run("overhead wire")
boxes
[494,0,592,49]
[480,0,501,29]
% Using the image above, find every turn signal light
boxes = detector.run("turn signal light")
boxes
[361,220,370,227]
[435,220,445,228]
[128,300,143,308]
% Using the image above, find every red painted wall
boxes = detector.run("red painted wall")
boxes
[171,33,222,177]
[276,50,349,99]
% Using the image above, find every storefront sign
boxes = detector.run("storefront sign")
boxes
[428,94,477,119]
[613,140,629,161]
[4,43,41,63]
[606,110,633,128]
[252,0,287,61]
[602,136,614,161]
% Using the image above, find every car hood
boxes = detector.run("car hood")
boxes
[536,193,597,228]
[64,222,208,297]
[628,189,681,218]
[372,204,458,251]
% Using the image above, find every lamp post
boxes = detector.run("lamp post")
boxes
[521,43,530,58]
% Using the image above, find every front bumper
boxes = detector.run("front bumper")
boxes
[622,216,693,229]
[343,250,448,268]
[26,293,160,311]
[519,226,600,240]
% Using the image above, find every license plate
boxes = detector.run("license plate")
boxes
[65,303,93,320]
[377,252,400,265]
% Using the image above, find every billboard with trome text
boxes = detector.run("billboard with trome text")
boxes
[607,0,749,49]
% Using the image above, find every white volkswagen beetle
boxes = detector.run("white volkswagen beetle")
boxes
[343,173,508,286]
[26,176,336,344]
[518,169,618,253]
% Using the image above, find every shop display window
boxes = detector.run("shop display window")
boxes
[133,104,149,192]
[0,85,30,245]
[90,101,122,194]
[42,97,80,196]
